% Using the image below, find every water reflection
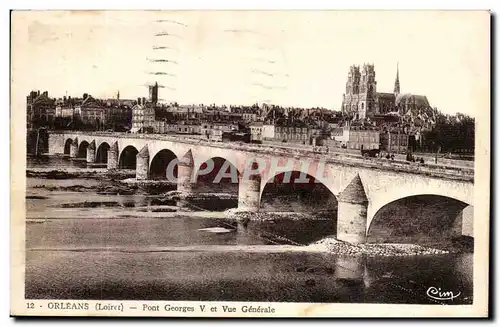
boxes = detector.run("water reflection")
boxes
[28,155,89,169]
[26,214,335,248]
[25,248,473,304]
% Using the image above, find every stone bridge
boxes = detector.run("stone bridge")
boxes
[48,131,475,244]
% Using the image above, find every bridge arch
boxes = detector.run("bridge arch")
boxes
[193,156,241,194]
[260,170,338,215]
[366,178,473,231]
[367,194,471,244]
[149,149,178,180]
[119,145,139,169]
[95,142,110,164]
[63,138,73,155]
[77,141,90,158]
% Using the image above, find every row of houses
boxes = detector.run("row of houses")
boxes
[131,102,414,154]
[27,91,133,129]
[27,91,264,131]
[145,120,239,137]
[247,121,324,144]
[323,126,412,153]
[155,106,259,123]
[28,89,418,154]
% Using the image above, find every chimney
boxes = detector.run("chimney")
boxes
[43,91,48,97]
[137,97,141,105]
[37,91,40,96]
[63,96,67,102]
[142,97,146,105]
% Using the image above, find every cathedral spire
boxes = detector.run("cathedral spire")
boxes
[394,62,400,95]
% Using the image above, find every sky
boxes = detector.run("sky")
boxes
[11,10,490,116]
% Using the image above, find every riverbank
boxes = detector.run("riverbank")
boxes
[308,237,450,257]
[27,168,135,180]
[223,208,333,221]
[307,236,474,257]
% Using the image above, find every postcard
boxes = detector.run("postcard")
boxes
[10,10,490,318]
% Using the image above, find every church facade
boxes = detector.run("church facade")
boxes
[341,63,433,122]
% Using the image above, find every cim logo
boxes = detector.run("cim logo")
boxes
[426,287,461,301]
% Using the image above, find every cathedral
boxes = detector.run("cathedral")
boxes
[341,63,433,122]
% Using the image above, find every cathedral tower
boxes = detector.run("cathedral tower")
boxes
[342,65,361,115]
[149,82,159,104]
[394,62,400,95]
[358,63,377,118]
[345,65,361,95]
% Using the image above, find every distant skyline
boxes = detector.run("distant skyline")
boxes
[12,10,490,116]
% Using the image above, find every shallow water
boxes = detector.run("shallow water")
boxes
[24,156,474,304]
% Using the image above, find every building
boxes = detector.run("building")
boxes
[271,118,325,145]
[55,97,76,118]
[209,129,223,142]
[396,94,435,129]
[341,64,378,119]
[262,123,275,140]
[164,122,180,134]
[201,122,238,139]
[275,126,309,144]
[149,82,159,105]
[275,123,310,144]
[176,121,201,134]
[131,98,154,133]
[242,112,258,122]
[380,131,409,154]
[229,105,260,123]
[331,127,345,141]
[104,103,132,131]
[151,121,201,135]
[341,63,434,123]
[346,127,381,150]
[74,94,106,128]
[323,126,349,148]
[26,91,56,129]
[249,122,263,142]
[151,120,167,134]
[325,123,411,153]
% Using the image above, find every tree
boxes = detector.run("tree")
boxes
[420,112,474,153]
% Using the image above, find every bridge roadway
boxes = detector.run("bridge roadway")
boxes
[261,140,474,169]
[48,131,475,244]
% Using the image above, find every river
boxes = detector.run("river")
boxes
[24,155,473,304]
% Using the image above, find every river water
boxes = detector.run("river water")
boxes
[24,156,473,304]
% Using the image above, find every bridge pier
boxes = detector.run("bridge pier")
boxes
[69,137,78,158]
[178,150,194,194]
[86,140,96,163]
[238,161,261,212]
[107,142,119,169]
[48,133,61,155]
[337,174,368,244]
[461,205,474,237]
[136,145,150,180]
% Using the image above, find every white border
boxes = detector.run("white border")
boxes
[4,0,498,325]
[3,0,498,10]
